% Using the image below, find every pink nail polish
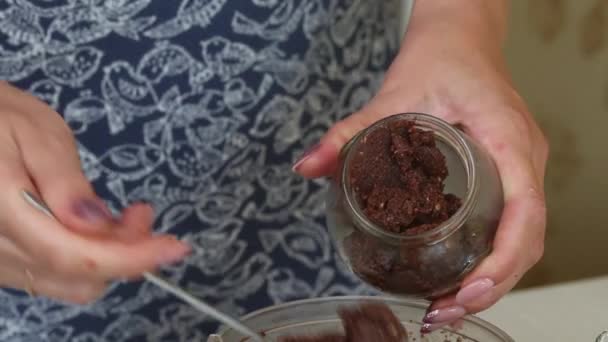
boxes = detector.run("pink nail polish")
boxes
[423,305,466,324]
[292,144,321,171]
[456,278,494,305]
[73,199,113,223]
[421,321,453,334]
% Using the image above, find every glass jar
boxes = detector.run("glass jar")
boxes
[326,113,504,299]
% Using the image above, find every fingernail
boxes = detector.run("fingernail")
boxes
[73,199,113,223]
[456,278,494,305]
[156,243,191,266]
[423,305,466,324]
[420,323,433,334]
[292,144,321,171]
[421,321,453,334]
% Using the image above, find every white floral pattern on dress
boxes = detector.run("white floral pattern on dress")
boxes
[0,0,407,340]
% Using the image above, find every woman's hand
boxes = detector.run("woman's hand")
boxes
[294,0,548,332]
[0,81,190,304]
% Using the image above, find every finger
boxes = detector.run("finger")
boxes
[0,263,107,305]
[424,176,545,325]
[422,207,545,332]
[428,194,544,305]
[2,185,190,280]
[421,292,467,333]
[422,144,546,330]
[114,203,155,241]
[35,277,107,305]
[10,111,115,236]
[426,295,458,313]
[453,191,545,312]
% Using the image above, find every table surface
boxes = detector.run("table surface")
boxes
[479,275,608,341]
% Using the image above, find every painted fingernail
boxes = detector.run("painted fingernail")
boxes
[421,321,456,334]
[156,243,191,266]
[423,305,466,324]
[456,278,494,305]
[420,323,439,334]
[292,144,321,171]
[73,199,113,223]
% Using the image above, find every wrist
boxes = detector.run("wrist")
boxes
[403,0,509,57]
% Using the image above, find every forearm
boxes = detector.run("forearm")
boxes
[403,0,510,57]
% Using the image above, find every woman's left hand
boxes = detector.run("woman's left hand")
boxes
[293,0,548,332]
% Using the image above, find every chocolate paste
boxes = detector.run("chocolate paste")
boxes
[344,120,465,296]
[349,120,461,232]
[278,303,408,342]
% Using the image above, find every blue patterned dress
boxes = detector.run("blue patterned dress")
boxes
[0,0,411,340]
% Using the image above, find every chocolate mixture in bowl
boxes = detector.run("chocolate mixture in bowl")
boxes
[278,303,408,342]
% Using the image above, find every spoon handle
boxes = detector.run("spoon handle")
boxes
[142,272,263,341]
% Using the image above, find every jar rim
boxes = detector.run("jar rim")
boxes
[340,112,478,244]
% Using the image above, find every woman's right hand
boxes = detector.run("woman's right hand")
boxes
[0,81,190,304]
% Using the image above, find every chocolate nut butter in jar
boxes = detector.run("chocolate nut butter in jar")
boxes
[326,113,504,299]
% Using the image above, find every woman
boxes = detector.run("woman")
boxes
[0,0,547,340]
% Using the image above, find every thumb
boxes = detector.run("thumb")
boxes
[293,110,374,179]
[14,116,115,236]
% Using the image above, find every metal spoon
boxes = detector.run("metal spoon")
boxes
[21,190,264,342]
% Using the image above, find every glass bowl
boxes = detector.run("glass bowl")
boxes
[211,296,514,342]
